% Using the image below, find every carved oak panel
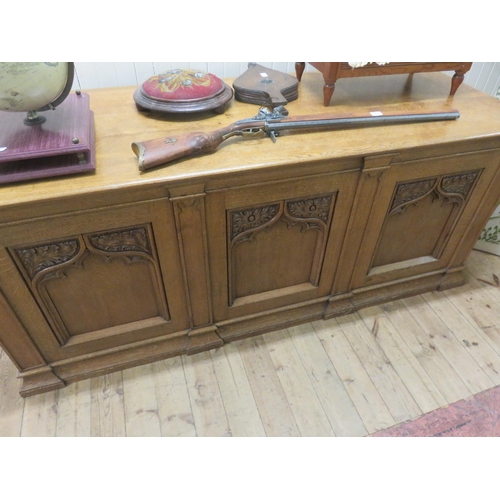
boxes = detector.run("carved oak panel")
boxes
[10,224,169,346]
[371,170,481,269]
[227,194,336,305]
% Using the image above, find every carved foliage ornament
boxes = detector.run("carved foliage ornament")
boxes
[390,178,437,213]
[287,196,332,223]
[390,170,480,215]
[15,240,80,280]
[87,227,151,255]
[441,172,479,197]
[229,195,334,243]
[231,204,280,240]
[14,226,153,281]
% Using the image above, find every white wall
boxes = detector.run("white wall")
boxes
[445,62,500,96]
[72,62,297,92]
[72,62,500,97]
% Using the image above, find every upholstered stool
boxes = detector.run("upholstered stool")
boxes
[133,68,233,115]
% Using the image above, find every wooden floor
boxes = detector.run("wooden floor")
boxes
[1,249,500,437]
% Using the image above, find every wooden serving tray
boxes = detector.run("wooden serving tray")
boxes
[0,92,95,184]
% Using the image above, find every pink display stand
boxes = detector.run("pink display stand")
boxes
[0,92,95,184]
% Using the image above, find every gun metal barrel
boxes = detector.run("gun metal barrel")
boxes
[266,111,460,133]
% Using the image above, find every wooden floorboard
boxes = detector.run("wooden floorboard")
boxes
[210,342,266,437]
[0,349,24,437]
[312,318,396,433]
[263,328,336,436]
[153,357,196,437]
[238,336,300,437]
[377,299,473,404]
[122,364,162,437]
[90,371,126,437]
[357,305,447,414]
[287,323,368,436]
[1,249,500,437]
[183,350,231,437]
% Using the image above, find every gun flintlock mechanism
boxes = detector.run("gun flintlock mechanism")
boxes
[132,105,460,172]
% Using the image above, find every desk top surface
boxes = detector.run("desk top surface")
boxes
[1,71,499,221]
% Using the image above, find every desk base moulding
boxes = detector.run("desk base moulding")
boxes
[0,265,468,397]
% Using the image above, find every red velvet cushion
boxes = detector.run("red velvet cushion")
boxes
[142,69,224,101]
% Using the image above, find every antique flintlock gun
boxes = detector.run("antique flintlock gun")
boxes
[132,105,460,171]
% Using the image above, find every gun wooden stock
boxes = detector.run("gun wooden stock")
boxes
[132,121,264,171]
[132,108,460,171]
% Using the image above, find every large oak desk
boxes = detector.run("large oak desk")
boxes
[1,72,500,397]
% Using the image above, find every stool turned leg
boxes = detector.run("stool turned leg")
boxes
[295,62,305,81]
[323,82,335,106]
[404,73,414,92]
[450,70,465,96]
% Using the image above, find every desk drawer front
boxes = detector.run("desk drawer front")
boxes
[207,170,358,322]
[371,170,481,268]
[227,193,337,306]
[10,224,169,347]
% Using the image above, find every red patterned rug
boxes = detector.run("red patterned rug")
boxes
[370,385,500,437]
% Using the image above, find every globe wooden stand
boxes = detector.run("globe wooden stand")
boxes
[0,92,95,184]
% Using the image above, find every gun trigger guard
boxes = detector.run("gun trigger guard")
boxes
[222,128,266,141]
[242,128,266,139]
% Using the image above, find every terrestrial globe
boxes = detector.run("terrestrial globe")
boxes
[0,62,75,125]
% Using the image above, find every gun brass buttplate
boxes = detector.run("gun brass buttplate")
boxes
[131,142,146,171]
